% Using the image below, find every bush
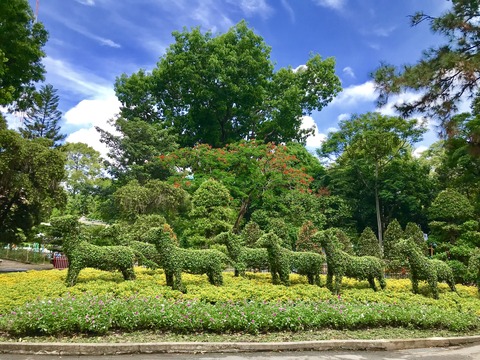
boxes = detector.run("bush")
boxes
[447,260,470,284]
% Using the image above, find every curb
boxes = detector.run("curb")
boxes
[1,336,480,355]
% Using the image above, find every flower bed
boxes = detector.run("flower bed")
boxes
[0,268,479,336]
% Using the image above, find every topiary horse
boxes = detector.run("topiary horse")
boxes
[468,249,480,293]
[63,236,139,287]
[148,227,230,293]
[215,232,269,276]
[256,232,325,286]
[396,238,456,299]
[314,229,386,294]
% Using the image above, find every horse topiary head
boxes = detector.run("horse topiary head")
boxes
[256,232,282,249]
[394,238,417,257]
[147,226,176,254]
[312,229,339,250]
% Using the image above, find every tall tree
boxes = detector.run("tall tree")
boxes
[111,21,341,149]
[318,112,426,248]
[20,84,66,146]
[0,0,48,108]
[372,0,480,133]
[0,129,66,243]
[97,117,178,183]
[62,142,109,217]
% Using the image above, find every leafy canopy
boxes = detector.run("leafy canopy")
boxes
[113,21,341,148]
[0,0,48,108]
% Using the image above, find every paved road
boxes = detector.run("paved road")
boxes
[0,259,53,272]
[2,345,480,360]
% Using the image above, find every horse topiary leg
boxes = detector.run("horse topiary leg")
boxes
[411,276,419,294]
[447,275,456,292]
[379,274,386,290]
[165,270,174,287]
[334,274,342,295]
[326,269,333,292]
[280,264,290,286]
[122,267,136,281]
[314,274,321,287]
[271,267,280,285]
[307,273,314,285]
[173,269,186,293]
[66,264,81,287]
[212,270,223,286]
[368,276,378,291]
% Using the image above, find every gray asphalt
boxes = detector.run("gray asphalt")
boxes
[2,345,480,360]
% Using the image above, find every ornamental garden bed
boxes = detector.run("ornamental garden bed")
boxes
[0,268,479,338]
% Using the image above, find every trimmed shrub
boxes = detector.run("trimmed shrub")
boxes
[257,232,325,286]
[215,231,269,277]
[383,219,403,260]
[357,227,382,258]
[148,227,230,293]
[404,222,428,255]
[395,238,456,299]
[314,229,386,294]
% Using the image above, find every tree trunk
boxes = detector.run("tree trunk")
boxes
[374,162,383,253]
[233,195,251,234]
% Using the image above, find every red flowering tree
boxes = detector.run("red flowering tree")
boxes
[159,140,314,232]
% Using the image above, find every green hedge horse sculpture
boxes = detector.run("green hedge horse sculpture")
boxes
[148,227,230,293]
[396,238,456,299]
[314,229,386,294]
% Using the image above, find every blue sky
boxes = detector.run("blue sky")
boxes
[24,0,455,157]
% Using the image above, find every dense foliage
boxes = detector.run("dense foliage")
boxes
[0,0,48,108]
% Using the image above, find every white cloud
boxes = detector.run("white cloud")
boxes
[76,0,95,5]
[64,96,120,127]
[293,64,307,73]
[44,57,113,98]
[232,0,273,18]
[281,0,295,22]
[342,66,355,79]
[301,115,326,149]
[64,96,120,159]
[66,23,121,48]
[331,81,377,107]
[313,0,346,11]
[377,92,422,117]
[413,145,428,158]
[337,113,350,121]
[66,127,111,159]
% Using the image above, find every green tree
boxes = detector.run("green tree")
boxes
[97,117,178,183]
[114,179,190,223]
[62,142,109,217]
[0,130,66,243]
[318,112,426,248]
[372,1,480,131]
[383,219,403,260]
[20,84,65,146]
[113,21,341,148]
[160,141,315,233]
[183,179,235,248]
[356,227,382,258]
[404,222,428,254]
[439,107,480,213]
[0,0,48,107]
